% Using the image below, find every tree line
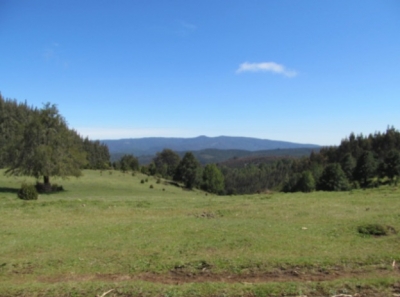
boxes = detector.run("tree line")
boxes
[281,127,400,192]
[2,94,399,195]
[138,127,400,194]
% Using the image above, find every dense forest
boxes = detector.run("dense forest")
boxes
[2,94,399,195]
[280,127,400,192]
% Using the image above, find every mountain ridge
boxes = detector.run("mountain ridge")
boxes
[102,135,320,157]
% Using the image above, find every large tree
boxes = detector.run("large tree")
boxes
[118,154,139,172]
[153,149,181,178]
[354,151,377,187]
[202,164,225,194]
[5,103,87,190]
[317,163,349,191]
[174,152,202,189]
[382,149,400,185]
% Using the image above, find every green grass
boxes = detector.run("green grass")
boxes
[0,170,399,296]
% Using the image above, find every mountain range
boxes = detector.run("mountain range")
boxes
[102,136,320,163]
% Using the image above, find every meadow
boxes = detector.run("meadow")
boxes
[0,170,399,297]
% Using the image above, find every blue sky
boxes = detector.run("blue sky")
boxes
[1,0,399,145]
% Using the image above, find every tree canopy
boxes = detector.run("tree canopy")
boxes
[153,149,181,178]
[201,164,225,194]
[174,152,202,189]
[5,103,87,187]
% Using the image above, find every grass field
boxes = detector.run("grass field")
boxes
[0,170,399,297]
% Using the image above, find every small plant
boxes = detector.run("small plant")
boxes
[156,178,161,184]
[357,223,396,236]
[140,179,145,184]
[18,184,38,200]
[149,184,154,189]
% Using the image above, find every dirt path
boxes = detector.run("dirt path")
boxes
[39,266,400,285]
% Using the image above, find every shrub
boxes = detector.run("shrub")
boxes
[149,184,154,189]
[18,184,38,200]
[35,182,63,193]
[357,223,396,236]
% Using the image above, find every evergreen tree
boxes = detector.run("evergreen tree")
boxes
[174,152,202,189]
[153,149,180,178]
[202,164,225,194]
[317,163,350,191]
[382,149,400,185]
[82,138,110,169]
[297,170,316,192]
[340,153,356,181]
[354,151,377,187]
[119,154,139,172]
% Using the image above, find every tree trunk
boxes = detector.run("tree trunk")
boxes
[44,175,50,185]
[43,176,52,192]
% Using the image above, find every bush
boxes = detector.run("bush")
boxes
[18,184,38,200]
[35,182,63,193]
[357,223,396,236]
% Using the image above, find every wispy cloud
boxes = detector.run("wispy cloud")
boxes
[236,62,297,77]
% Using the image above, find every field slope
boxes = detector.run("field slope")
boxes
[0,170,399,296]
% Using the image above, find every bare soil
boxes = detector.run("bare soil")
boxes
[38,265,400,285]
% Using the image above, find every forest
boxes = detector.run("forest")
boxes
[1,94,400,195]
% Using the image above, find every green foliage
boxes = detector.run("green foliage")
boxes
[35,182,64,193]
[174,152,202,189]
[318,163,350,191]
[201,164,225,194]
[82,138,110,169]
[297,170,316,192]
[18,183,38,200]
[354,151,377,187]
[153,149,181,178]
[223,159,293,194]
[381,149,400,184]
[118,154,139,172]
[5,103,87,186]
[340,153,356,181]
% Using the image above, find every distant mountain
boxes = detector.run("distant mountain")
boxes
[110,147,319,165]
[102,135,320,157]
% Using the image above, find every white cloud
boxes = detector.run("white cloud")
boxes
[236,62,297,77]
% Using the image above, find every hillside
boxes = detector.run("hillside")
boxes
[103,135,320,157]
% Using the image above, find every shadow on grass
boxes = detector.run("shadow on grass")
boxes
[0,187,19,194]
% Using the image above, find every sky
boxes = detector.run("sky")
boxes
[1,0,399,146]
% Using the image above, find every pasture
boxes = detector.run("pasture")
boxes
[0,170,399,296]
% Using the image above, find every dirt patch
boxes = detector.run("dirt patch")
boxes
[38,265,400,285]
